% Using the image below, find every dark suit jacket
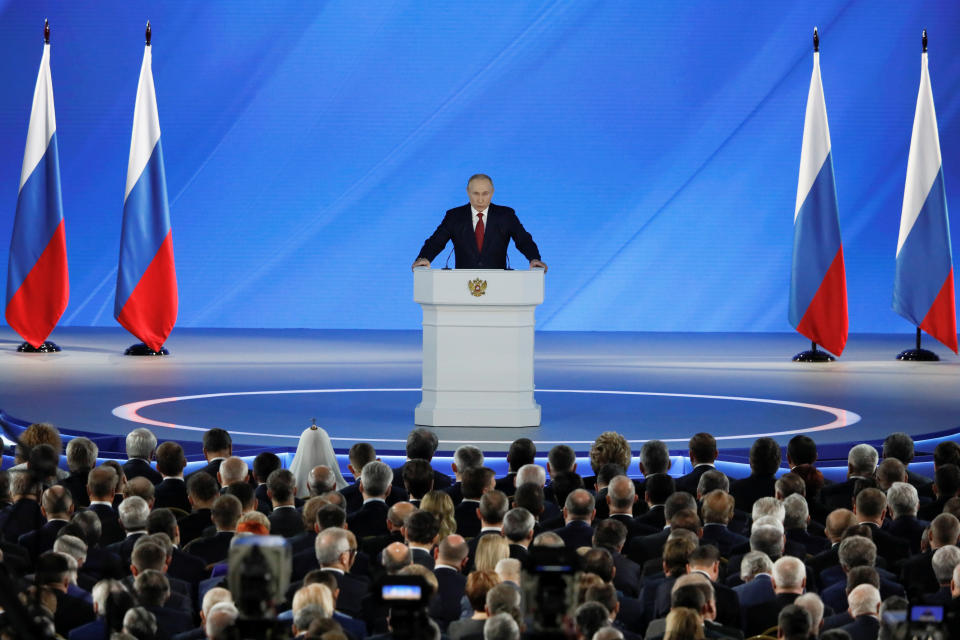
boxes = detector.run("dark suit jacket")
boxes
[186,459,224,485]
[268,505,304,538]
[288,569,369,618]
[430,565,466,630]
[626,527,671,565]
[608,549,642,598]
[18,519,69,562]
[861,521,910,564]
[144,604,194,640]
[183,530,234,566]
[0,499,45,544]
[122,458,163,485]
[52,589,96,637]
[634,504,666,531]
[553,520,594,549]
[730,473,777,513]
[168,546,208,587]
[411,546,435,569]
[346,500,390,539]
[68,618,106,640]
[58,469,91,507]
[820,575,905,612]
[742,592,799,638]
[608,513,658,542]
[454,500,482,538]
[819,477,864,512]
[416,203,541,269]
[177,508,213,547]
[699,523,748,558]
[901,549,939,599]
[106,531,147,567]
[495,473,518,496]
[675,465,730,497]
[884,515,929,555]
[785,527,831,556]
[87,502,124,546]
[839,614,881,640]
[155,478,191,513]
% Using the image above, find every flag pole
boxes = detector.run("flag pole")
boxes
[792,26,836,363]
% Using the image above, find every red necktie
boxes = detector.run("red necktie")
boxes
[475,212,485,252]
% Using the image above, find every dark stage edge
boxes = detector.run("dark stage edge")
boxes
[1,327,958,465]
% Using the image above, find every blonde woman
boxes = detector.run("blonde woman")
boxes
[474,534,509,572]
[663,607,704,640]
[421,490,457,540]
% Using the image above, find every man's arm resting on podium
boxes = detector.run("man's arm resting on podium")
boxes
[412,258,431,270]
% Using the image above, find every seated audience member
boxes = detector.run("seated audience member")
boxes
[637,439,672,490]
[783,493,830,555]
[821,444,878,512]
[502,507,535,562]
[253,451,282,515]
[107,496,150,566]
[792,463,827,508]
[474,533,510,574]
[216,457,248,493]
[122,607,158,640]
[307,465,338,498]
[129,535,193,611]
[574,601,611,640]
[431,535,469,629]
[875,458,907,491]
[885,481,928,554]
[628,494,698,566]
[651,536,702,618]
[730,437,781,513]
[446,445,485,505]
[266,469,303,537]
[146,508,207,588]
[809,509,858,578]
[777,604,812,640]
[606,475,655,541]
[124,477,156,509]
[662,606,704,640]
[307,527,368,618]
[60,437,98,508]
[699,490,747,557]
[403,458,436,506]
[820,536,904,610]
[920,544,960,605]
[516,463,561,521]
[69,509,124,585]
[495,438,536,496]
[38,551,96,635]
[178,471,218,546]
[455,467,496,537]
[485,611,521,640]
[223,480,259,516]
[86,465,124,546]
[122,428,162,485]
[361,501,414,563]
[593,519,642,598]
[19,485,74,562]
[288,424,347,498]
[733,551,775,616]
[421,489,457,540]
[188,428,233,485]
[289,582,334,637]
[393,428,452,490]
[347,461,395,538]
[556,489,597,549]
[134,569,193,639]
[0,469,45,543]
[183,494,242,565]
[853,488,910,563]
[448,570,500,640]
[786,435,823,473]
[547,444,578,479]
[204,602,239,640]
[675,433,725,496]
[883,431,933,490]
[154,442,191,514]
[919,463,960,521]
[837,584,881,640]
[403,508,441,568]
[685,544,740,630]
[10,422,69,481]
[741,556,807,637]
[585,431,633,492]
[635,473,674,531]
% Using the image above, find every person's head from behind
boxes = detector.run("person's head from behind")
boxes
[750,438,782,476]
[688,433,718,466]
[639,440,670,476]
[66,437,98,473]
[406,427,439,461]
[155,441,186,478]
[465,570,500,613]
[787,435,818,467]
[202,428,232,460]
[507,438,536,472]
[360,461,393,499]
[187,470,219,508]
[125,428,157,461]
[252,451,281,484]
[589,432,631,475]
[206,601,239,640]
[778,604,812,640]
[664,607,703,640]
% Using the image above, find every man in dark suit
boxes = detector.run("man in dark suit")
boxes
[502,506,536,564]
[147,508,208,588]
[185,428,233,488]
[741,555,809,637]
[454,467,496,538]
[252,451,282,516]
[782,494,830,556]
[730,437,781,513]
[820,443,879,512]
[430,535,468,630]
[178,472,218,546]
[553,489,596,549]
[292,527,369,619]
[154,442,191,514]
[127,537,194,615]
[901,513,960,600]
[413,174,546,271]
[390,428,453,492]
[495,439,536,497]
[884,481,929,554]
[401,458,435,507]
[685,544,742,631]
[122,428,163,485]
[18,485,73,562]
[838,584,882,640]
[605,475,657,543]
[634,473,675,531]
[134,569,194,639]
[183,494,242,566]
[265,469,304,538]
[592,519,642,598]
[85,465,125,546]
[675,433,729,497]
[403,508,440,569]
[883,432,934,492]
[59,436,98,508]
[36,552,96,637]
[443,445,485,507]
[346,461,394,539]
[107,495,150,567]
[919,464,960,521]
[853,488,910,564]
[699,490,748,558]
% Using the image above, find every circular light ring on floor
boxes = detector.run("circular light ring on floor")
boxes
[111,387,861,444]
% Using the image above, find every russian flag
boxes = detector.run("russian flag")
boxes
[115,39,177,353]
[5,39,69,349]
[893,45,957,353]
[789,43,848,356]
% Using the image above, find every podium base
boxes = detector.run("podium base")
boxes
[896,348,939,362]
[124,343,170,356]
[17,341,61,353]
[414,405,541,428]
[792,349,834,362]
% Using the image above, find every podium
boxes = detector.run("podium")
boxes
[414,268,544,427]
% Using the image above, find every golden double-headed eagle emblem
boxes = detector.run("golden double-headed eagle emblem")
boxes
[468,278,487,297]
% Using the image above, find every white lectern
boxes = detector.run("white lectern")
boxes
[414,268,544,427]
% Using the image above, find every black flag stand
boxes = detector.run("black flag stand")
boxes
[793,340,834,362]
[16,21,62,355]
[896,327,939,361]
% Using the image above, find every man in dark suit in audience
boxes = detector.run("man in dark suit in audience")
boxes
[730,437,781,513]
[901,513,960,600]
[18,485,73,562]
[685,544,742,631]
[402,458,435,507]
[675,433,729,497]
[252,451,282,515]
[503,506,535,562]
[122,428,163,485]
[627,493,699,565]
[444,445,485,506]
[884,432,933,492]
[346,460,394,538]
[605,475,657,541]
[592,519,642,598]
[634,473,674,531]
[36,551,96,636]
[107,495,150,567]
[136,570,194,639]
[58,437,98,509]
[919,464,960,521]
[154,442,191,514]
[147,508,208,588]
[463,490,509,571]
[454,466,496,538]
[919,546,960,605]
[403,508,440,569]
[178,472,218,546]
[885,481,929,554]
[301,527,369,619]
[495,438,536,497]
[699,489,748,558]
[553,489,596,549]
[838,584,882,640]
[391,428,452,491]
[782,494,830,556]
[853,487,910,564]
[86,465,125,546]
[183,494,241,566]
[430,535,468,630]
[186,428,234,487]
[265,468,304,537]
[820,443,879,512]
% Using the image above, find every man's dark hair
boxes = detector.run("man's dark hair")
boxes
[253,452,281,483]
[593,519,628,551]
[688,544,720,566]
[348,442,377,472]
[670,584,706,611]
[36,551,71,585]
[147,508,177,539]
[404,510,440,544]
[883,433,915,465]
[316,504,347,530]
[187,471,219,502]
[135,569,170,607]
[155,442,186,476]
[224,481,256,511]
[513,483,544,518]
[303,568,338,592]
[778,604,812,640]
[596,463,624,487]
[551,470,584,508]
[406,428,439,461]
[508,438,536,471]
[697,469,729,495]
[583,583,618,614]
[787,436,818,466]
[581,548,614,583]
[29,444,60,483]
[688,433,718,464]
[855,488,886,519]
[852,477,879,501]
[461,467,495,500]
[644,474,675,505]
[70,510,102,546]
[402,459,434,499]
[664,492,697,520]
[776,473,806,498]
[548,445,576,473]
[211,494,243,530]
[750,437,782,476]
[87,466,117,499]
[845,566,879,592]
[935,464,960,498]
[479,490,509,524]
[934,442,960,468]
[267,469,296,503]
[202,428,232,454]
[842,524,873,541]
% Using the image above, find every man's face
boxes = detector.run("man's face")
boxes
[467,179,494,212]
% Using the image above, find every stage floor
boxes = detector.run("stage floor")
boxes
[2,327,958,458]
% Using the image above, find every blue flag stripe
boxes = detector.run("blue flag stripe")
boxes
[789,152,842,328]
[893,168,953,326]
[115,139,171,316]
[6,134,63,303]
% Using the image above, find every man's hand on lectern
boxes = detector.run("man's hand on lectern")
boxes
[530,259,548,272]
[412,258,431,270]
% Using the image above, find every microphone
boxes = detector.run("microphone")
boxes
[442,247,454,270]
[505,253,512,271]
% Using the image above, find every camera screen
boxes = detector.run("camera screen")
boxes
[382,584,422,600]
[910,605,944,623]
[534,564,574,573]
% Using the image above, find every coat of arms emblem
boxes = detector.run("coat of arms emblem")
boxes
[468,278,487,297]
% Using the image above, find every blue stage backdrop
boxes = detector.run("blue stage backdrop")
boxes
[1,2,959,333]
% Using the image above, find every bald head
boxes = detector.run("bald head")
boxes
[383,542,412,574]
[607,476,636,513]
[826,509,858,543]
[41,485,73,519]
[388,502,416,529]
[564,489,596,522]
[438,534,468,567]
[309,466,337,496]
[218,457,248,487]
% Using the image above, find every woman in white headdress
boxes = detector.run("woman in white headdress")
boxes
[288,423,348,493]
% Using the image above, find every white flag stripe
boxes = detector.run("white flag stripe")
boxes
[897,53,943,255]
[124,46,162,201]
[19,43,56,192]
[795,52,831,221]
